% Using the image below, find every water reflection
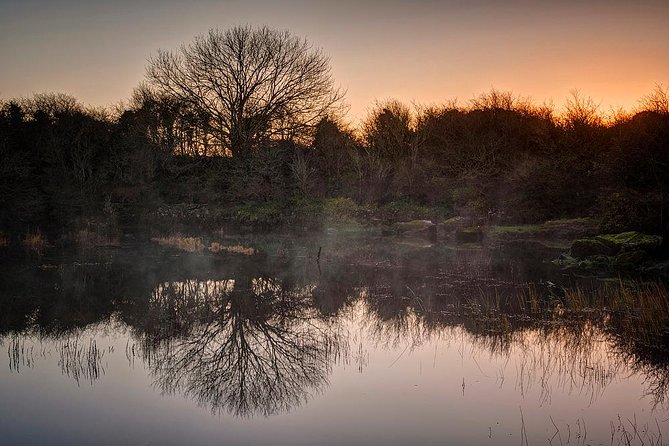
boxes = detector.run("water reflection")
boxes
[139,277,343,416]
[1,239,669,442]
[6,328,108,385]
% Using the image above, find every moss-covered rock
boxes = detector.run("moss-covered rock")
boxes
[488,224,545,238]
[613,250,647,267]
[557,231,663,273]
[570,231,662,259]
[595,231,662,253]
[553,254,612,270]
[570,238,619,257]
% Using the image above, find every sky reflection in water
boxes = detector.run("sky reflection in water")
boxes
[1,236,667,445]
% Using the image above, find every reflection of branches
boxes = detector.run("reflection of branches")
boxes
[141,277,344,417]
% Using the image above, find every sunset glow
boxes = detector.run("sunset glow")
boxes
[1,0,667,121]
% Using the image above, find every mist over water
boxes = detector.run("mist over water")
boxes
[1,233,668,445]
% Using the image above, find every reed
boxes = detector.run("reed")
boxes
[208,242,256,255]
[22,229,49,252]
[151,235,205,253]
[71,227,120,247]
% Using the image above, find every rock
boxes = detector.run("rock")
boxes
[552,254,577,268]
[570,238,619,257]
[595,232,662,254]
[558,231,663,273]
[570,231,662,258]
[613,250,647,267]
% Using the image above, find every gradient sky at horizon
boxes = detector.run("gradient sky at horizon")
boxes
[1,0,667,123]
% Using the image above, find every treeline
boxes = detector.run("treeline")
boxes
[1,86,668,236]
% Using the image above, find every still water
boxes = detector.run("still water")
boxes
[1,233,667,445]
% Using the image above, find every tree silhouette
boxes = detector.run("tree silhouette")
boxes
[146,25,344,159]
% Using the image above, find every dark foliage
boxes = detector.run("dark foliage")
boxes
[1,85,668,237]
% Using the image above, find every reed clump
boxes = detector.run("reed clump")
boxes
[22,229,49,252]
[595,282,669,352]
[152,235,257,255]
[208,242,256,256]
[71,227,120,247]
[151,235,205,253]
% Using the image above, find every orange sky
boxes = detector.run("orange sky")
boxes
[1,0,667,123]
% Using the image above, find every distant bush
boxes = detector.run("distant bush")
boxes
[322,197,361,224]
[2,85,668,235]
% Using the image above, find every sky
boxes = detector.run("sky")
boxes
[1,0,667,123]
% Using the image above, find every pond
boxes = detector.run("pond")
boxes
[1,232,668,445]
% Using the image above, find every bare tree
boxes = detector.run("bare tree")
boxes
[563,90,602,128]
[639,83,669,115]
[146,25,344,158]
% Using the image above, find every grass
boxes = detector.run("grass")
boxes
[488,224,544,235]
[209,242,256,256]
[542,217,598,227]
[22,229,49,252]
[152,235,205,253]
[445,280,669,347]
[71,227,120,247]
[152,235,257,255]
[594,281,669,353]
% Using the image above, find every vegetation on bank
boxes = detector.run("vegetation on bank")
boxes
[0,25,667,244]
[1,87,668,236]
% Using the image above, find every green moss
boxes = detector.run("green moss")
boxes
[489,225,543,235]
[542,217,597,227]
[442,216,465,225]
[596,231,662,251]
[614,250,647,267]
[570,238,619,257]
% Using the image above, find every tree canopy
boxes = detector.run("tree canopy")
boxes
[146,25,344,158]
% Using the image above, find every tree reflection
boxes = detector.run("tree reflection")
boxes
[3,241,669,418]
[140,276,344,417]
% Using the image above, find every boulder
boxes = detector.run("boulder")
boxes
[570,238,619,257]
[559,231,663,273]
[613,250,647,267]
[570,231,662,258]
[595,231,662,253]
